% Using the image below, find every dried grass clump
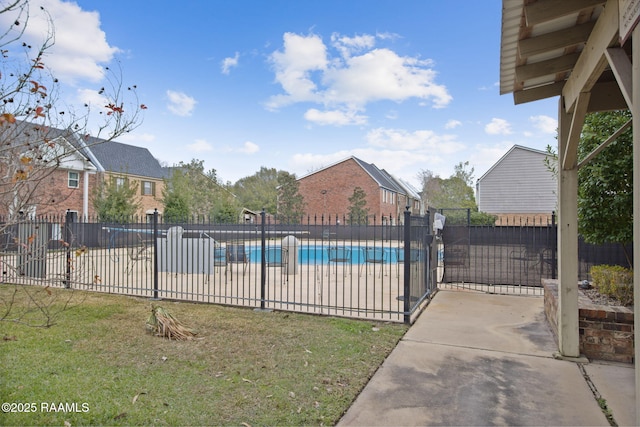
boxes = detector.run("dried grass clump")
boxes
[146,305,197,340]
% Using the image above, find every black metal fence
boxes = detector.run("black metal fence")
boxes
[2,209,630,315]
[0,209,436,324]
[440,211,632,289]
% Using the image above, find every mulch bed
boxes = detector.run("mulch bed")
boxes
[582,286,632,308]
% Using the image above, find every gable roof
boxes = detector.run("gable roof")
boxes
[477,145,552,183]
[299,155,411,195]
[1,120,96,171]
[389,174,422,200]
[2,120,72,143]
[5,121,170,179]
[351,157,406,193]
[83,136,169,179]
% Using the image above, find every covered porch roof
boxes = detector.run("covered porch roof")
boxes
[499,0,638,423]
[501,0,622,109]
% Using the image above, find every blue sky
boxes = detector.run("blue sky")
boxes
[2,0,559,188]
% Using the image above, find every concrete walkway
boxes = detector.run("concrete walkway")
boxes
[338,289,636,426]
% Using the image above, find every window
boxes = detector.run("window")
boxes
[142,181,155,196]
[115,177,125,189]
[381,190,395,205]
[68,171,79,188]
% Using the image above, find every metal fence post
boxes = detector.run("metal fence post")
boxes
[260,208,267,310]
[551,211,557,280]
[403,206,411,324]
[152,208,160,300]
[64,210,73,289]
[424,209,431,295]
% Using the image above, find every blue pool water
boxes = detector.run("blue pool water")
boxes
[242,245,417,265]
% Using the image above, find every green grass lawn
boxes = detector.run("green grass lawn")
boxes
[0,285,407,426]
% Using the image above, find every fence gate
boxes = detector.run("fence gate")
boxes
[440,211,557,290]
[403,208,436,323]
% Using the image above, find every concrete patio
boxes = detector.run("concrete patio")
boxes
[338,289,635,426]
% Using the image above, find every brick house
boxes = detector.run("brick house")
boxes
[297,156,422,224]
[0,121,169,220]
[83,137,169,221]
[0,121,99,219]
[40,164,99,220]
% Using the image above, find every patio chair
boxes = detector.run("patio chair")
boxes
[510,246,547,279]
[213,246,228,278]
[360,247,386,277]
[125,233,152,274]
[265,247,289,284]
[327,246,351,278]
[265,247,288,267]
[227,243,249,281]
[443,245,469,268]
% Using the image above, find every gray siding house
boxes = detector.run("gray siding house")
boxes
[476,145,556,221]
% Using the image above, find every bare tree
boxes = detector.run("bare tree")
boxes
[417,169,442,209]
[0,0,145,326]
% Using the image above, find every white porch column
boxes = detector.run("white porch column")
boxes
[83,170,90,221]
[556,98,580,357]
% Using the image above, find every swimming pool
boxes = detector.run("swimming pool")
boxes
[242,244,420,265]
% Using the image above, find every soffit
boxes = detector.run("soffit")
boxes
[499,0,623,107]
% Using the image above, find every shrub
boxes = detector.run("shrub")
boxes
[441,210,498,226]
[590,265,634,306]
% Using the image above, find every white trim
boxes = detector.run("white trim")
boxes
[83,170,90,221]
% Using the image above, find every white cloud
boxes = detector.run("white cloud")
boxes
[366,127,463,153]
[166,90,196,116]
[76,88,109,108]
[478,81,500,91]
[325,49,450,108]
[0,0,119,84]
[304,108,367,126]
[485,118,512,135]
[375,31,401,41]
[445,119,462,129]
[530,115,557,134]
[266,32,451,114]
[117,132,156,151]
[238,141,259,154]
[221,52,240,74]
[385,110,398,120]
[266,32,328,109]
[187,139,212,152]
[330,32,375,58]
